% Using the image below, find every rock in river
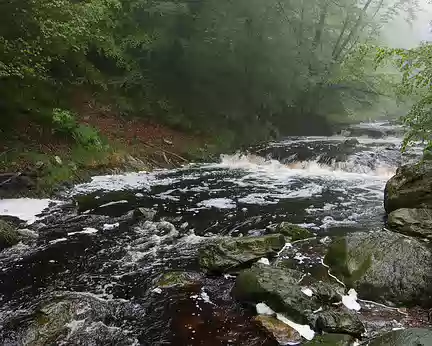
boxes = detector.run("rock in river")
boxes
[325,230,432,307]
[387,208,432,239]
[0,219,19,250]
[384,161,432,213]
[275,222,314,241]
[232,264,364,336]
[199,234,285,273]
[367,328,432,346]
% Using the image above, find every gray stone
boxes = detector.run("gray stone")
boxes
[199,234,286,273]
[385,161,432,213]
[232,264,317,324]
[312,308,365,337]
[367,328,432,346]
[387,208,432,239]
[324,230,432,307]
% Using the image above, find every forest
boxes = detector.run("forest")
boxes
[0,0,431,151]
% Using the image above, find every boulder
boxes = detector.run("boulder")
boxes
[384,161,432,213]
[387,208,432,239]
[324,230,432,307]
[303,333,353,345]
[232,264,318,323]
[254,315,302,345]
[367,328,432,346]
[232,264,364,336]
[0,220,20,250]
[199,234,285,273]
[312,308,364,337]
[275,222,314,241]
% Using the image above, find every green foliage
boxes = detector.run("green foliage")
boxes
[376,44,432,155]
[0,0,421,144]
[51,109,103,149]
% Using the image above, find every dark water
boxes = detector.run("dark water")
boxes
[0,122,428,345]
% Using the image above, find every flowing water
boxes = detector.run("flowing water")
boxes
[0,122,428,345]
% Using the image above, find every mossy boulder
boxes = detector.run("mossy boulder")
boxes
[324,230,432,307]
[0,220,20,250]
[232,264,363,336]
[385,161,432,213]
[232,264,316,324]
[275,222,314,241]
[368,328,432,346]
[198,234,285,273]
[303,333,353,345]
[387,208,432,239]
[312,308,364,337]
[156,271,196,288]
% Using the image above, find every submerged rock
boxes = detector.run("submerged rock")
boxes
[303,333,353,345]
[199,234,285,273]
[156,271,197,288]
[275,222,314,241]
[387,208,432,239]
[0,219,20,250]
[325,230,432,307]
[254,315,302,345]
[367,328,432,346]
[385,161,432,213]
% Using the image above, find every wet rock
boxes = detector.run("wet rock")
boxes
[275,222,314,241]
[387,208,432,239]
[0,219,20,250]
[133,207,156,221]
[4,292,134,346]
[344,138,360,147]
[384,161,432,213]
[199,234,285,273]
[303,333,353,345]
[254,315,302,345]
[324,230,432,307]
[232,264,320,324]
[312,308,365,337]
[367,328,432,346]
[156,271,197,288]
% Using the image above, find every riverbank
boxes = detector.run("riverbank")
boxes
[0,106,220,199]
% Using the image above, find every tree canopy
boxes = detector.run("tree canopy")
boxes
[0,0,422,146]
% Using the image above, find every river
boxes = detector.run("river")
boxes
[0,122,427,345]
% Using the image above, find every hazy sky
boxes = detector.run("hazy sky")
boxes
[383,0,432,48]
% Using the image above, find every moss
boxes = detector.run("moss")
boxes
[0,220,19,250]
[156,272,195,288]
[324,238,349,281]
[276,222,314,241]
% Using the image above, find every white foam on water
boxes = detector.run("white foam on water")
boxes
[49,238,68,244]
[276,313,315,341]
[257,258,270,265]
[301,287,313,297]
[99,200,128,208]
[103,223,120,230]
[197,198,237,209]
[342,288,361,311]
[0,198,57,224]
[256,302,275,316]
[68,228,99,236]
